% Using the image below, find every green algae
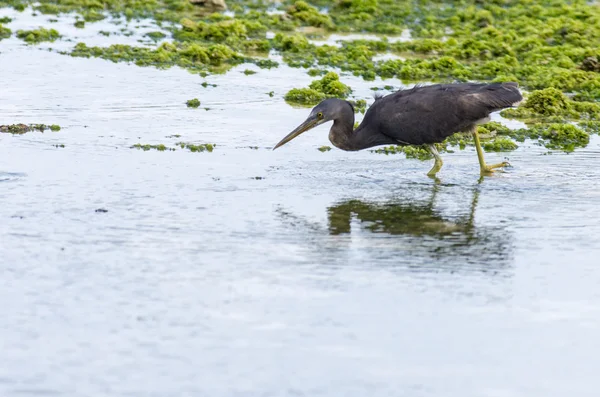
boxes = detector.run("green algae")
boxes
[4,0,600,154]
[145,31,167,41]
[579,121,600,135]
[131,143,174,151]
[0,23,10,40]
[483,137,518,152]
[16,27,60,43]
[69,42,243,74]
[243,69,256,75]
[0,17,12,24]
[309,72,352,97]
[285,88,326,105]
[317,145,331,152]
[186,98,201,108]
[286,1,333,30]
[178,142,215,152]
[371,144,442,160]
[284,72,351,105]
[174,17,267,46]
[0,124,30,134]
[7,0,196,23]
[532,123,589,152]
[501,88,600,122]
[74,20,85,28]
[0,123,61,134]
[352,99,367,114]
[522,88,570,116]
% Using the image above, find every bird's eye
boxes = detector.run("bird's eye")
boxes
[317,112,323,118]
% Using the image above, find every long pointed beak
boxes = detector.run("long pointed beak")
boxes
[273,116,322,150]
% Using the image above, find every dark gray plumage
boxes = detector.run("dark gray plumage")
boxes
[273,82,523,176]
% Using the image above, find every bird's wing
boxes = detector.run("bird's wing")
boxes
[374,83,522,146]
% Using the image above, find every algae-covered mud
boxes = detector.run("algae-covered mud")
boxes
[2,1,600,397]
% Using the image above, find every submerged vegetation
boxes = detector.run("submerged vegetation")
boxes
[0,22,10,40]
[2,0,599,155]
[186,98,201,107]
[0,123,61,134]
[178,142,215,152]
[131,142,215,152]
[131,143,175,151]
[16,27,60,43]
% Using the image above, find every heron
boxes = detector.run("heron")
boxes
[273,82,523,176]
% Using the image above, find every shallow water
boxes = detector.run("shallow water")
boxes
[2,9,600,397]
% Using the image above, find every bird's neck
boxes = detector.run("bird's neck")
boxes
[329,116,393,151]
[328,114,357,151]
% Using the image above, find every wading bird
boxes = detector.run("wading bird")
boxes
[273,82,523,176]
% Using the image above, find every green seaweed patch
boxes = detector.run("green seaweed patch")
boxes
[178,142,215,152]
[483,137,518,152]
[535,123,589,152]
[10,0,198,24]
[522,88,570,116]
[131,143,175,151]
[0,24,11,40]
[351,99,367,114]
[253,59,278,69]
[1,124,30,134]
[579,121,600,135]
[309,71,351,97]
[286,1,334,30]
[174,18,267,47]
[0,17,12,24]
[285,72,351,106]
[54,144,65,148]
[507,123,590,152]
[82,9,105,22]
[145,31,166,41]
[74,20,85,28]
[370,144,446,160]
[0,123,61,134]
[201,82,217,88]
[16,27,60,44]
[308,68,327,77]
[69,42,243,74]
[186,98,201,108]
[318,145,332,152]
[285,88,326,105]
[501,88,600,121]
[243,69,256,75]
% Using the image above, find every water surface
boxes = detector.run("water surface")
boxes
[1,10,600,397]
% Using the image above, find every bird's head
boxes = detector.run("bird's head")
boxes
[273,98,352,150]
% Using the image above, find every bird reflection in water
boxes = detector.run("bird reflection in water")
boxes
[326,184,513,269]
[328,183,471,236]
[277,183,513,271]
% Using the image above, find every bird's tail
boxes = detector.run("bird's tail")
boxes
[481,82,523,111]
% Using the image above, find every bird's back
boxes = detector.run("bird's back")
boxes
[362,82,522,145]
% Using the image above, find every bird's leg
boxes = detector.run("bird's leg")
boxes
[426,144,444,177]
[472,126,510,175]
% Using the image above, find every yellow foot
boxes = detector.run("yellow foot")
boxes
[427,166,441,177]
[480,161,511,174]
